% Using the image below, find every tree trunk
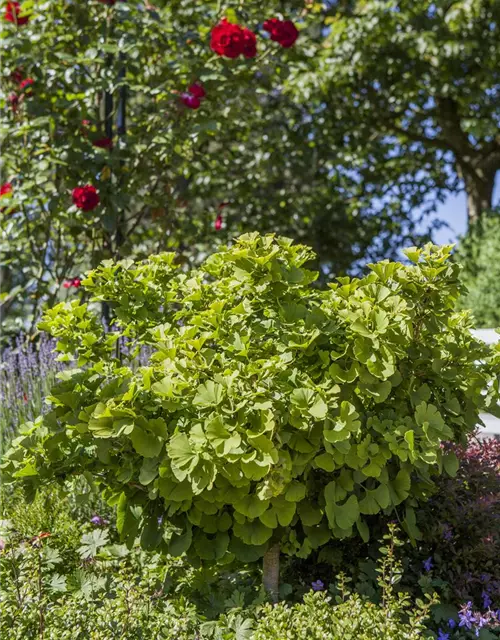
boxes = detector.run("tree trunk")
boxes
[464,168,497,225]
[263,543,280,602]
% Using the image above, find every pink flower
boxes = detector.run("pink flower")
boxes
[63,278,81,289]
[263,18,299,48]
[215,213,223,231]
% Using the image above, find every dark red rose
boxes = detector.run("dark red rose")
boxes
[210,18,256,59]
[4,1,29,25]
[215,213,223,231]
[92,136,113,149]
[10,68,24,84]
[188,83,206,99]
[263,18,299,48]
[8,92,19,111]
[181,93,201,109]
[241,27,257,58]
[72,185,100,211]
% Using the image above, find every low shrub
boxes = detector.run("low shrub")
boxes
[415,438,500,610]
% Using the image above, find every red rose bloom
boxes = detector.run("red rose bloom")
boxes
[10,68,24,84]
[263,18,299,48]
[72,185,100,211]
[1,182,14,212]
[241,27,257,58]
[92,136,113,149]
[1,182,13,197]
[188,83,206,99]
[19,77,33,92]
[210,18,257,59]
[4,1,29,25]
[180,82,206,110]
[181,93,201,109]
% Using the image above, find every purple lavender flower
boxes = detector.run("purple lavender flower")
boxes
[448,618,456,629]
[311,580,324,592]
[482,590,492,610]
[422,556,433,572]
[437,630,450,640]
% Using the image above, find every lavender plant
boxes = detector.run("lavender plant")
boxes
[0,333,65,452]
[0,331,152,453]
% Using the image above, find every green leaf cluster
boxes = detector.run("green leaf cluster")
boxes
[3,234,499,564]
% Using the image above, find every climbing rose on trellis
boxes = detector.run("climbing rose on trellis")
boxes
[72,185,100,211]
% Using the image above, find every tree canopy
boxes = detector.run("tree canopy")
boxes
[4,234,499,595]
[289,0,500,225]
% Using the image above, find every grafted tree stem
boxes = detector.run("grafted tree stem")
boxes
[263,543,280,602]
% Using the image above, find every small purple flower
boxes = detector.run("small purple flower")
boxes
[422,556,433,572]
[437,630,450,640]
[442,523,453,542]
[448,618,456,629]
[311,580,324,592]
[458,601,476,630]
[90,515,106,526]
[482,590,492,610]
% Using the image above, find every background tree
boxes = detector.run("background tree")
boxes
[455,207,500,327]
[289,0,500,226]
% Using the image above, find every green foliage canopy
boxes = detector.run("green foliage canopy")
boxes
[288,0,500,224]
[3,234,499,564]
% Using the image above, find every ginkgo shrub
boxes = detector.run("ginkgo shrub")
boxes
[3,233,499,599]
